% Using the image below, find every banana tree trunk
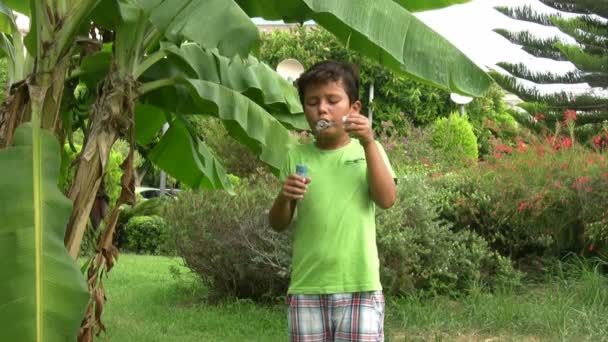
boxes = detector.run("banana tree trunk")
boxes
[0,83,28,148]
[64,67,132,258]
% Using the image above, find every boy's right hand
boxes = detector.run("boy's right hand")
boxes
[279,175,311,202]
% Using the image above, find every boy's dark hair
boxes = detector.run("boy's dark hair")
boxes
[296,60,360,105]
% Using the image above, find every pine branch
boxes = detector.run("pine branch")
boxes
[551,16,608,51]
[583,72,608,88]
[493,29,566,60]
[495,5,557,26]
[539,0,608,18]
[491,71,608,111]
[556,43,608,73]
[498,62,584,84]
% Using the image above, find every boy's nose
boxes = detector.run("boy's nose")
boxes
[318,101,329,114]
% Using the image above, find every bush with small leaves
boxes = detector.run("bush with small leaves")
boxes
[430,113,479,164]
[377,174,521,295]
[123,215,174,255]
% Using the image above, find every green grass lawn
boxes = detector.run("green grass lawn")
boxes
[103,255,608,341]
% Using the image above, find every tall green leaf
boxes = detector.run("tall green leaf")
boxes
[134,103,167,145]
[393,0,471,12]
[0,1,16,34]
[148,116,234,193]
[134,0,259,58]
[0,123,89,342]
[236,0,492,97]
[176,78,297,173]
[156,43,307,129]
[3,0,29,17]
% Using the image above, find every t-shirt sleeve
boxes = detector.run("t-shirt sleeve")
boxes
[375,140,397,182]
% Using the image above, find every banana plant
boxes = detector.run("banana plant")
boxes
[0,2,29,85]
[0,3,32,147]
[0,95,88,341]
[0,0,101,133]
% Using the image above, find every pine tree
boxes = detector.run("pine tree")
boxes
[492,0,607,143]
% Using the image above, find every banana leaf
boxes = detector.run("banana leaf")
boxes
[0,123,89,342]
[236,0,492,97]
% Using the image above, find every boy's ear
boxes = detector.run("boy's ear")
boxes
[351,100,362,114]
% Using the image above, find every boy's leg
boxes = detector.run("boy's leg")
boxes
[287,294,333,342]
[331,291,385,342]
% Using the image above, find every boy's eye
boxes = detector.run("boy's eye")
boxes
[306,99,319,106]
[328,96,341,104]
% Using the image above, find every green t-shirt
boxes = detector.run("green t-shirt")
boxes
[280,139,396,294]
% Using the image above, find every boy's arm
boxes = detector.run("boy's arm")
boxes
[269,195,296,232]
[363,142,396,209]
[269,175,310,231]
[345,114,396,209]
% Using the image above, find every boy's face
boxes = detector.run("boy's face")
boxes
[302,80,361,138]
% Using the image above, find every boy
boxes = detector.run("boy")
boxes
[269,60,396,342]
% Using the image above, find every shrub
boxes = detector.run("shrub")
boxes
[164,170,521,300]
[377,174,521,295]
[430,113,479,163]
[115,197,170,248]
[435,123,608,259]
[122,215,174,255]
[378,119,464,178]
[163,171,291,301]
[465,83,521,157]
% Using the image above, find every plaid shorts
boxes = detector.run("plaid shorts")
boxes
[286,291,385,342]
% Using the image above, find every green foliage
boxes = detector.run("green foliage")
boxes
[0,123,89,341]
[122,215,174,255]
[465,83,520,156]
[0,58,7,102]
[435,133,608,259]
[59,142,125,205]
[377,173,521,295]
[259,27,455,128]
[164,165,520,300]
[163,171,291,301]
[430,113,479,163]
[185,116,267,177]
[103,254,608,341]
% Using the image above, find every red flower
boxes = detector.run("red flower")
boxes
[495,143,512,154]
[534,113,545,121]
[561,137,572,148]
[516,140,528,153]
[563,110,577,125]
[518,202,527,212]
[593,135,602,147]
[589,244,595,252]
[572,176,592,190]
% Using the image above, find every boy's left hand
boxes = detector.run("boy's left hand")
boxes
[344,113,374,147]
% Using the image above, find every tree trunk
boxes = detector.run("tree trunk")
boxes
[64,68,132,258]
[0,83,28,148]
